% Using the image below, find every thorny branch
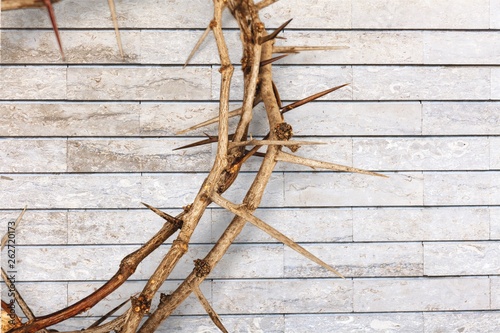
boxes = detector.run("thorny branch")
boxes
[3,0,382,332]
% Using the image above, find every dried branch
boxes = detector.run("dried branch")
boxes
[1,0,63,11]
[9,219,179,333]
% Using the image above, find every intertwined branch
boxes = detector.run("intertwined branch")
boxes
[2,0,382,332]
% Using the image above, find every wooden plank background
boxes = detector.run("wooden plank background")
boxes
[1,0,499,332]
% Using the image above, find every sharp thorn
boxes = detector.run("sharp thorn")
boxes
[141,202,183,228]
[259,18,293,44]
[259,54,288,67]
[281,83,349,114]
[184,24,211,68]
[173,133,235,151]
[43,0,65,61]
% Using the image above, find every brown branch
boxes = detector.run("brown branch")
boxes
[120,0,236,331]
[1,0,63,10]
[9,219,180,333]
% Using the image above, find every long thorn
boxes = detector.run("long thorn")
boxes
[107,0,124,59]
[141,202,183,228]
[260,54,288,67]
[259,18,293,44]
[173,133,235,151]
[281,83,349,114]
[176,107,243,135]
[273,45,349,53]
[276,151,388,177]
[184,24,211,68]
[193,285,228,333]
[43,0,65,60]
[211,193,344,278]
[229,139,325,148]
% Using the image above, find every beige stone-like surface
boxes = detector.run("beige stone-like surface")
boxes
[285,313,424,333]
[424,242,500,276]
[0,210,67,244]
[422,102,500,135]
[354,277,490,312]
[492,0,500,28]
[353,137,490,171]
[212,208,353,243]
[351,0,490,29]
[492,67,500,99]
[423,311,500,333]
[491,137,500,169]
[353,66,491,100]
[67,138,212,172]
[424,31,500,65]
[67,66,212,100]
[284,172,424,206]
[284,242,423,277]
[0,175,141,209]
[213,279,352,314]
[1,30,140,63]
[491,208,500,240]
[491,276,500,309]
[0,103,141,136]
[0,66,66,99]
[424,172,500,205]
[353,207,490,241]
[0,139,67,172]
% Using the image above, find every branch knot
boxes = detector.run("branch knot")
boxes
[194,259,212,277]
[131,295,151,314]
